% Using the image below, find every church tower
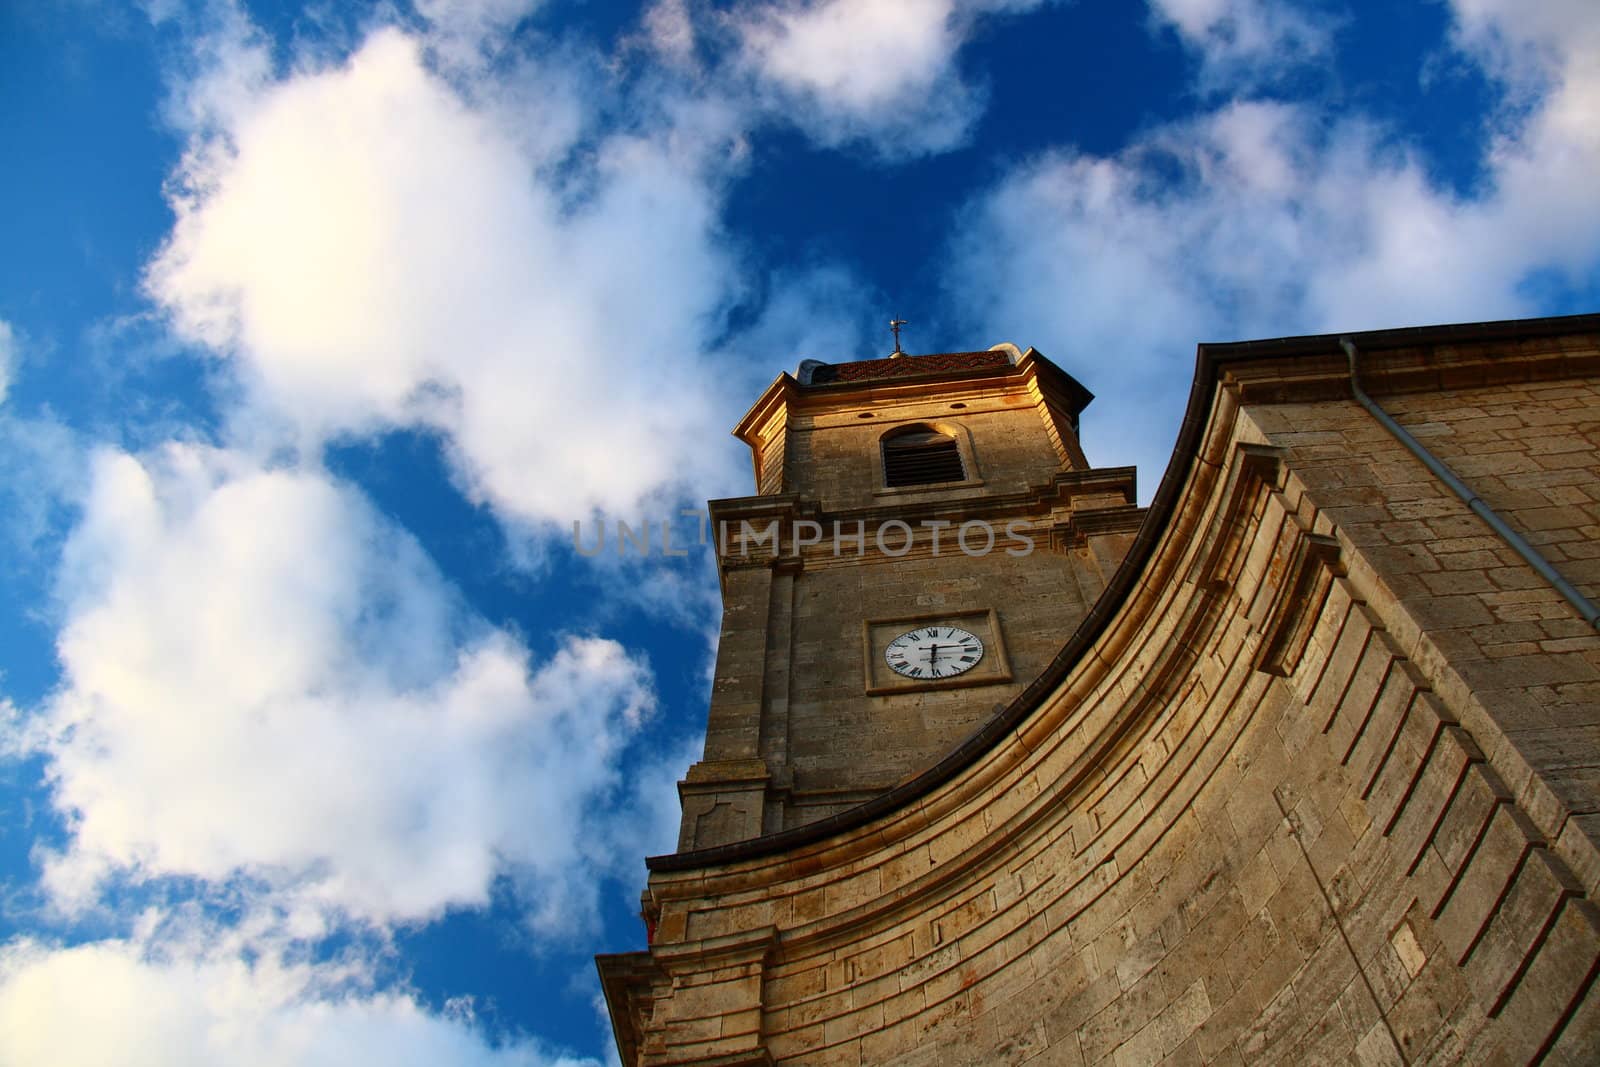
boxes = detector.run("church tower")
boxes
[677,342,1145,850]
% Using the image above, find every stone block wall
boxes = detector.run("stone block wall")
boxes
[1242,365,1600,897]
[601,320,1600,1065]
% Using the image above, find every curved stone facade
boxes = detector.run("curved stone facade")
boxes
[599,315,1600,1065]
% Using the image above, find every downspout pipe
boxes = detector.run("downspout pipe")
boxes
[1341,337,1600,631]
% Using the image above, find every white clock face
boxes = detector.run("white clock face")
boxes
[885,625,985,680]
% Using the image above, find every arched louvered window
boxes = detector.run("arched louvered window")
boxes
[882,426,965,487]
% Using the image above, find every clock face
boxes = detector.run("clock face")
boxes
[885,625,985,680]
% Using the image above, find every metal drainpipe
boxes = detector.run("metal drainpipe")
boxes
[1340,337,1600,631]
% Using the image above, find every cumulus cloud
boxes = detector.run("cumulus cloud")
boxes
[26,443,663,934]
[1146,0,1334,90]
[147,26,755,532]
[946,0,1600,490]
[728,0,1048,156]
[0,936,598,1067]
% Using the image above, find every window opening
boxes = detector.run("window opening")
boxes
[883,428,964,487]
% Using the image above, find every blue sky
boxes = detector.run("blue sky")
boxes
[1,0,1597,1062]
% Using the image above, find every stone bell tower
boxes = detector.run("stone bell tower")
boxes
[676,343,1145,850]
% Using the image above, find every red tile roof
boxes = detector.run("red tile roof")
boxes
[806,350,1012,384]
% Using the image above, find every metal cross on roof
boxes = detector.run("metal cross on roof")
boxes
[890,318,908,355]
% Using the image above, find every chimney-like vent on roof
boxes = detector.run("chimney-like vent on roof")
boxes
[883,428,964,487]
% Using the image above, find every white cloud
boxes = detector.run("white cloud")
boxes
[0,936,597,1067]
[1442,0,1600,272]
[729,0,1047,156]
[28,2,880,953]
[27,443,663,934]
[147,26,755,532]
[946,0,1600,492]
[0,319,15,404]
[639,0,699,71]
[0,412,84,561]
[414,0,544,70]
[1447,0,1597,96]
[150,0,274,137]
[601,732,707,875]
[1146,0,1334,90]
[732,263,877,363]
[1305,0,1600,322]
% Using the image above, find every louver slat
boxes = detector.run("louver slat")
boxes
[884,437,964,487]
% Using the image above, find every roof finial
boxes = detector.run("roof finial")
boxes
[890,318,908,356]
